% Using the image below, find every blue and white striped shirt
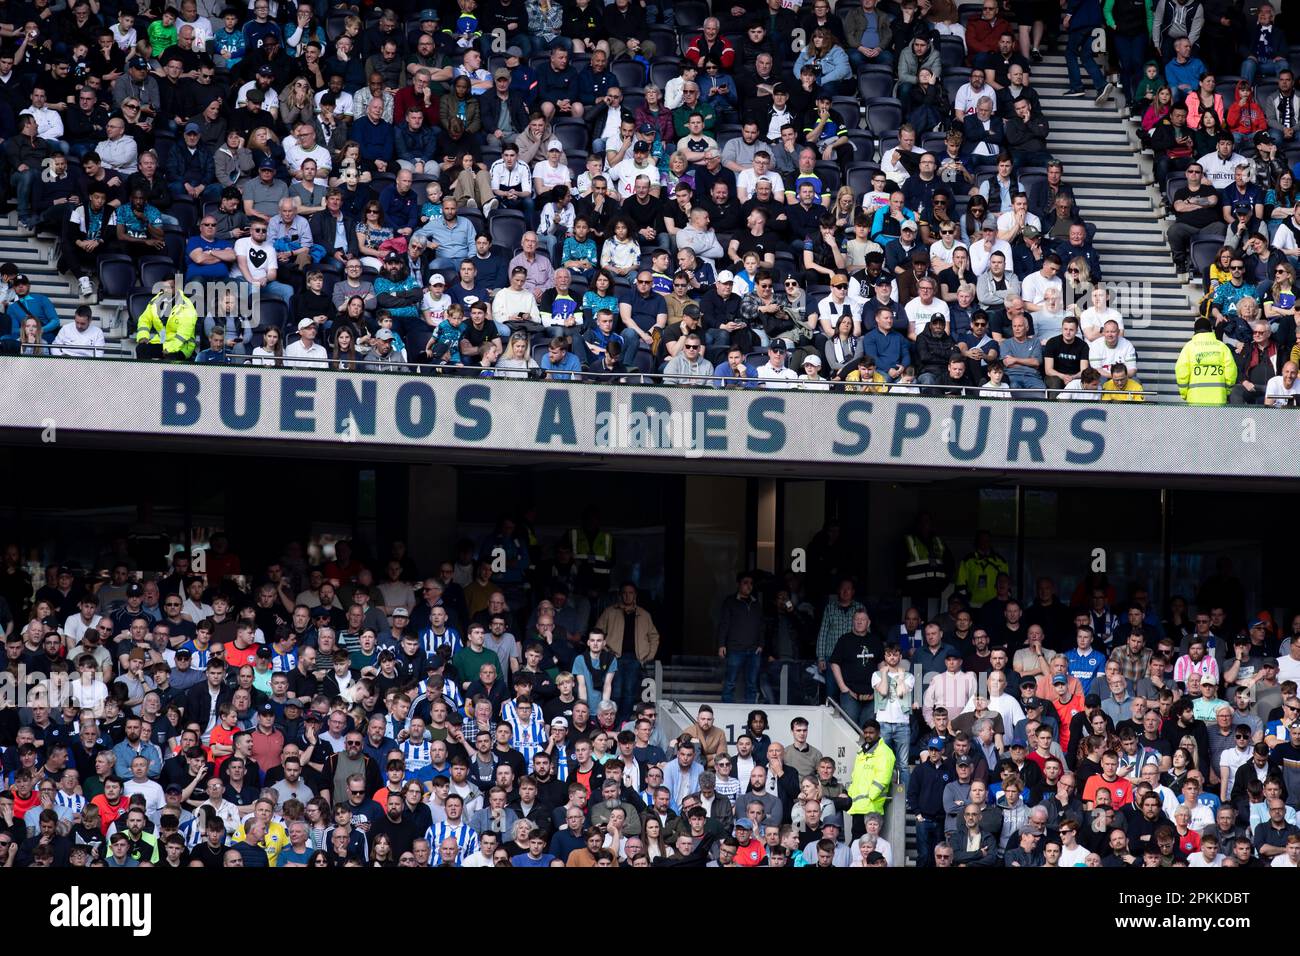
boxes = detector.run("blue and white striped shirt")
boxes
[503,708,547,768]
[271,651,298,673]
[425,820,479,864]
[402,739,432,771]
[55,791,87,814]
[420,627,463,657]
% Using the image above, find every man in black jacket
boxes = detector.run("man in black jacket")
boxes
[913,315,957,386]
[184,660,234,735]
[906,739,952,867]
[717,571,764,704]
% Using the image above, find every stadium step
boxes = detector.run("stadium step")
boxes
[0,211,126,340]
[1026,52,1193,390]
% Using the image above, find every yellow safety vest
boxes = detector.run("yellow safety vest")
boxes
[1175,332,1236,406]
[903,534,947,585]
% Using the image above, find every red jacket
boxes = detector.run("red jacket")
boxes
[966,15,1014,61]
[684,35,736,71]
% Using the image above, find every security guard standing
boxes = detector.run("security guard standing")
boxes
[847,721,896,840]
[569,507,614,599]
[135,276,199,360]
[955,530,1010,609]
[902,513,951,620]
[1176,318,1237,406]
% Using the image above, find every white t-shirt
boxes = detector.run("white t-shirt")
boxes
[1265,374,1300,405]
[284,140,332,176]
[1088,335,1138,378]
[233,236,278,282]
[283,340,328,367]
[1021,270,1062,306]
[736,168,783,200]
[955,83,996,117]
[1056,379,1102,400]
[1058,843,1089,867]
[904,296,950,336]
[533,159,574,193]
[608,158,658,199]
[995,210,1042,236]
[757,363,798,389]
[1188,852,1224,867]
[1197,151,1247,190]
[236,80,279,110]
[1079,306,1123,339]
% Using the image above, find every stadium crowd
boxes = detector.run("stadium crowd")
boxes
[1,516,1298,870]
[13,0,1291,400]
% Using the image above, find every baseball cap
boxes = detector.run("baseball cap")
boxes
[734,818,754,830]
[944,648,963,660]
[638,122,656,134]
[768,340,788,352]
[873,274,892,286]
[505,46,523,58]
[129,57,148,69]
[716,270,735,283]
[1052,675,1068,685]
[418,9,439,21]
[310,605,330,618]
[1024,696,1045,710]
[183,122,201,134]
[384,251,402,262]
[547,139,563,152]
[955,756,973,767]
[174,648,192,658]
[493,68,511,82]
[803,354,822,368]
[632,140,651,152]
[1233,201,1251,215]
[126,583,143,596]
[550,717,569,729]
[255,646,273,660]
[164,784,184,795]
[375,329,395,341]
[257,65,274,76]
[13,274,29,285]
[981,218,997,232]
[1022,224,1040,238]
[820,815,842,830]
[682,303,703,320]
[1262,657,1280,669]
[297,318,315,331]
[1009,737,1027,748]
[259,702,275,715]
[927,735,944,750]
[1255,130,1274,146]
[390,605,409,617]
[900,219,918,232]
[1201,674,1218,684]
[1020,677,1037,688]
[257,157,277,170]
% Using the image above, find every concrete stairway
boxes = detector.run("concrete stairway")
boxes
[0,212,128,344]
[1027,55,1196,391]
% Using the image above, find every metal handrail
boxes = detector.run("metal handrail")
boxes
[5,350,1206,401]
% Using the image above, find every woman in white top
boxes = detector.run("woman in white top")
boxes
[1076,285,1123,342]
[494,332,540,379]
[250,325,284,366]
[849,813,893,866]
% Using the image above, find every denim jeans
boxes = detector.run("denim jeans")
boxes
[615,653,642,720]
[837,692,874,728]
[1112,32,1148,108]
[9,169,38,219]
[915,815,940,867]
[882,720,910,788]
[1066,28,1106,92]
[1241,57,1285,85]
[620,327,646,366]
[721,648,761,704]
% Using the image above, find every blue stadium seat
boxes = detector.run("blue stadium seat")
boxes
[611,60,645,90]
[845,131,876,163]
[256,298,290,332]
[489,212,527,251]
[138,256,177,292]
[865,100,904,136]
[1191,237,1225,277]
[551,121,590,156]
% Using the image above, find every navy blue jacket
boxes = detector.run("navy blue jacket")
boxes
[907,759,953,818]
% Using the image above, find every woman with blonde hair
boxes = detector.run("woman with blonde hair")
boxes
[278,77,315,128]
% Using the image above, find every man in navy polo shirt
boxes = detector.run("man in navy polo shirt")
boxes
[617,270,668,366]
